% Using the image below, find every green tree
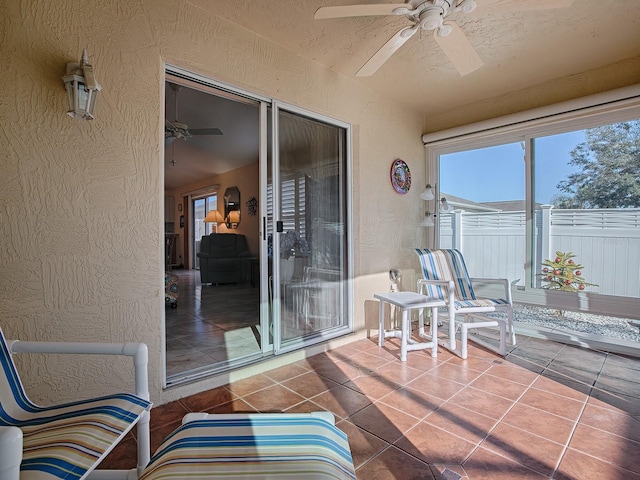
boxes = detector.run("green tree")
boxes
[553,120,640,208]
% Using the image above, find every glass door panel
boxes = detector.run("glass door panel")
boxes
[270,105,351,354]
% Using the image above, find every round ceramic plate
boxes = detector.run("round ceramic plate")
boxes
[390,159,411,194]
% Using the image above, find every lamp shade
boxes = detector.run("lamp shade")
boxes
[440,197,453,213]
[204,210,224,223]
[420,184,435,201]
[420,212,435,227]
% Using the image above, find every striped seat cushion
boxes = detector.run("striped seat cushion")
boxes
[16,394,151,480]
[0,327,151,480]
[139,416,357,479]
[454,298,509,309]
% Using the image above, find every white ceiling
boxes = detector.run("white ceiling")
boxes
[165,0,640,190]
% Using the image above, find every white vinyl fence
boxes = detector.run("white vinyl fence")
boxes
[439,206,640,298]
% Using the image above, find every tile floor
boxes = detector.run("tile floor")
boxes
[104,329,640,479]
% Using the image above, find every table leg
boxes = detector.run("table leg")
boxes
[378,300,385,347]
[400,308,408,362]
[430,307,438,358]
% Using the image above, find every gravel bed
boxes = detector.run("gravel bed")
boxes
[492,305,640,342]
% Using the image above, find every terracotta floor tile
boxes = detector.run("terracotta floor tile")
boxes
[336,420,388,470]
[283,399,327,414]
[281,371,340,398]
[568,423,640,473]
[519,387,585,421]
[150,400,189,428]
[241,384,305,412]
[224,373,276,396]
[449,386,515,420]
[205,398,257,414]
[501,403,576,445]
[349,402,421,444]
[394,420,477,465]
[100,434,138,469]
[406,372,467,400]
[347,350,395,371]
[469,373,529,401]
[178,385,236,412]
[149,419,183,453]
[579,402,640,443]
[429,362,484,385]
[423,404,499,444]
[555,448,640,480]
[311,384,372,419]
[480,422,565,476]
[445,355,495,373]
[356,445,437,480]
[463,446,549,479]
[486,363,539,386]
[262,362,309,382]
[379,385,446,419]
[309,359,361,384]
[530,375,590,402]
[343,374,399,400]
[376,361,426,386]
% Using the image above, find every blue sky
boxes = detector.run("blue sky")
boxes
[440,131,585,204]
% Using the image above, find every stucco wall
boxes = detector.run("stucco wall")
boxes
[1,0,426,405]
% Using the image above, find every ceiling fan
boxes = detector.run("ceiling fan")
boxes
[165,82,223,144]
[314,0,574,77]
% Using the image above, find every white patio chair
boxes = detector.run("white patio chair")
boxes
[0,327,152,480]
[415,248,516,359]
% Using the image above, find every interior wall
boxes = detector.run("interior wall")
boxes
[1,0,426,405]
[168,162,261,263]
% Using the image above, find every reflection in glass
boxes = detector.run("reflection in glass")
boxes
[273,110,349,347]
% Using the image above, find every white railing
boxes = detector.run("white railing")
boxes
[439,207,640,298]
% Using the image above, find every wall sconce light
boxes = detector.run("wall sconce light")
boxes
[420,183,452,227]
[62,48,102,120]
[204,209,224,233]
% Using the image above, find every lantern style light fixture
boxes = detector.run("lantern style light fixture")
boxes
[62,48,102,120]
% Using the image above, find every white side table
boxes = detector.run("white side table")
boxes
[374,292,446,361]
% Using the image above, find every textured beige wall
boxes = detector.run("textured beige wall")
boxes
[1,0,425,405]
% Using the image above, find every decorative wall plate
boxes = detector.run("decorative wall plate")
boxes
[390,158,411,194]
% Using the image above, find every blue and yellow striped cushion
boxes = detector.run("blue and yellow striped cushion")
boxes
[416,249,509,309]
[0,328,151,480]
[140,416,357,479]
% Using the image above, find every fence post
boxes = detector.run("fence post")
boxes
[452,210,463,250]
[537,205,554,287]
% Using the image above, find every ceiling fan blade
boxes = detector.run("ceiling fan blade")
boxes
[314,3,407,19]
[188,127,223,136]
[433,22,483,76]
[475,0,574,14]
[356,25,417,77]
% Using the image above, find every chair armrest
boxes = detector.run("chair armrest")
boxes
[6,340,150,402]
[469,277,512,303]
[417,279,455,304]
[0,426,22,480]
[238,252,252,258]
[196,252,210,259]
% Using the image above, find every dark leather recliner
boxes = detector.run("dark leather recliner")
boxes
[197,233,252,285]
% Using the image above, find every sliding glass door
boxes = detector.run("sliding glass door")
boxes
[269,103,351,354]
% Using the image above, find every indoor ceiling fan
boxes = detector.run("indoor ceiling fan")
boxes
[314,0,574,77]
[165,82,223,144]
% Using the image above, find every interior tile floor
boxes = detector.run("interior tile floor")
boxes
[165,269,261,378]
[105,326,640,479]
